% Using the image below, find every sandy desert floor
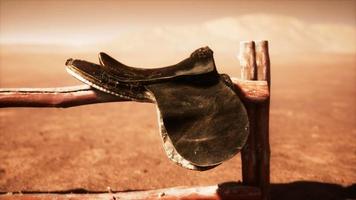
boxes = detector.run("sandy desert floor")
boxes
[0,51,355,199]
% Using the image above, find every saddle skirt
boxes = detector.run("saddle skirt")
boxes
[65,47,249,170]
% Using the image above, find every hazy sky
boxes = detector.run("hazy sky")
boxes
[1,0,355,45]
[0,0,356,55]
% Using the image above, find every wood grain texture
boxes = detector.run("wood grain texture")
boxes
[0,86,146,108]
[0,79,269,108]
[239,40,271,200]
[232,79,269,103]
[239,41,259,187]
[254,40,271,200]
[255,41,271,85]
[239,41,257,80]
[0,185,261,200]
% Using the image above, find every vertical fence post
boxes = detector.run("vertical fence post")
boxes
[240,40,271,200]
[240,41,258,186]
[255,40,271,200]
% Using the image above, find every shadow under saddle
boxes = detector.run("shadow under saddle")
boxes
[65,47,249,171]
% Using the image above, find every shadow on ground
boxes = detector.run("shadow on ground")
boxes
[1,181,355,200]
[271,181,356,200]
[216,181,356,200]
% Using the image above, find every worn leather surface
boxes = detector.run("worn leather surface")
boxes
[65,47,249,170]
[98,47,215,82]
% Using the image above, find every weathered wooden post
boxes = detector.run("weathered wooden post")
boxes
[240,41,258,186]
[255,40,271,200]
[240,40,271,200]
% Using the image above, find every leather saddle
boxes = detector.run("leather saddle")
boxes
[65,47,249,170]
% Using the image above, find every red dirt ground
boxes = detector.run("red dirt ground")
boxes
[0,52,355,199]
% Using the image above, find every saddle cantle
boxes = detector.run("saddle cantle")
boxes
[65,47,249,170]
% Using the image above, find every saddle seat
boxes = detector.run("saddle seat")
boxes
[65,47,216,101]
[98,46,216,82]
